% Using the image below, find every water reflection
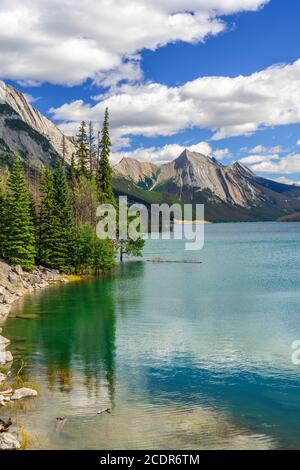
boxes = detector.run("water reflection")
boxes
[8,276,120,403]
[3,224,300,449]
[7,262,146,406]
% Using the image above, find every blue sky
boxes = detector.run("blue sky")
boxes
[2,0,300,182]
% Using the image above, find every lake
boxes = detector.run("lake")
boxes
[3,222,300,449]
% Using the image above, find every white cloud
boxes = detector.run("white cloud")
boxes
[249,145,284,154]
[24,93,39,104]
[247,153,300,174]
[93,57,143,89]
[0,0,268,86]
[249,145,266,154]
[213,148,229,159]
[51,58,300,143]
[112,141,213,165]
[275,176,300,186]
[239,154,280,165]
[297,140,300,146]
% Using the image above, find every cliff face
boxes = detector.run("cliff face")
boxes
[156,150,262,207]
[113,157,159,189]
[0,81,75,168]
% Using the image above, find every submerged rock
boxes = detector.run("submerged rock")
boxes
[0,396,6,406]
[0,334,10,345]
[0,350,13,365]
[16,314,38,320]
[5,351,13,362]
[11,387,38,400]
[0,394,11,406]
[0,432,21,450]
[0,335,10,355]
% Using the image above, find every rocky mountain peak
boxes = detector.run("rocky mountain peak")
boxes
[231,161,255,178]
[113,156,159,188]
[175,149,214,168]
[113,150,265,208]
[0,81,76,167]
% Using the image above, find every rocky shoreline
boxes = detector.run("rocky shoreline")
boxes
[0,260,68,322]
[0,259,69,450]
[0,329,37,449]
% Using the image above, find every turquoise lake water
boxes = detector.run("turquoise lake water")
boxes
[2,222,300,449]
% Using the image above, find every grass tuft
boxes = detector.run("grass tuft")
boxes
[20,428,29,450]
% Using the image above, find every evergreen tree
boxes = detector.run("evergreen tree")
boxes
[38,167,57,267]
[75,121,89,177]
[72,174,98,227]
[69,154,77,183]
[29,191,38,248]
[4,156,36,270]
[0,180,6,258]
[96,129,101,174]
[97,109,115,204]
[118,237,145,263]
[88,121,96,177]
[72,223,116,274]
[72,224,94,274]
[93,237,116,273]
[52,160,73,271]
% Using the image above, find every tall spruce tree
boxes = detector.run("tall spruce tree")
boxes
[97,108,115,204]
[76,121,89,178]
[52,160,73,272]
[88,121,96,178]
[4,156,36,270]
[38,167,57,267]
[69,154,77,184]
[0,180,6,258]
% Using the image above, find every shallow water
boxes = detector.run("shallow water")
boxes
[3,222,300,449]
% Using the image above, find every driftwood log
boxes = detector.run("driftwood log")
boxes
[97,408,111,415]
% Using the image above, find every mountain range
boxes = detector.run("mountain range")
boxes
[1,81,300,222]
[112,151,300,222]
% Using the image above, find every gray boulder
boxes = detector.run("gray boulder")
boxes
[0,304,10,319]
[11,387,38,400]
[0,350,13,365]
[0,337,10,353]
[12,265,23,276]
[8,271,19,286]
[27,274,41,286]
[0,395,11,406]
[0,433,21,450]
[0,334,10,346]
